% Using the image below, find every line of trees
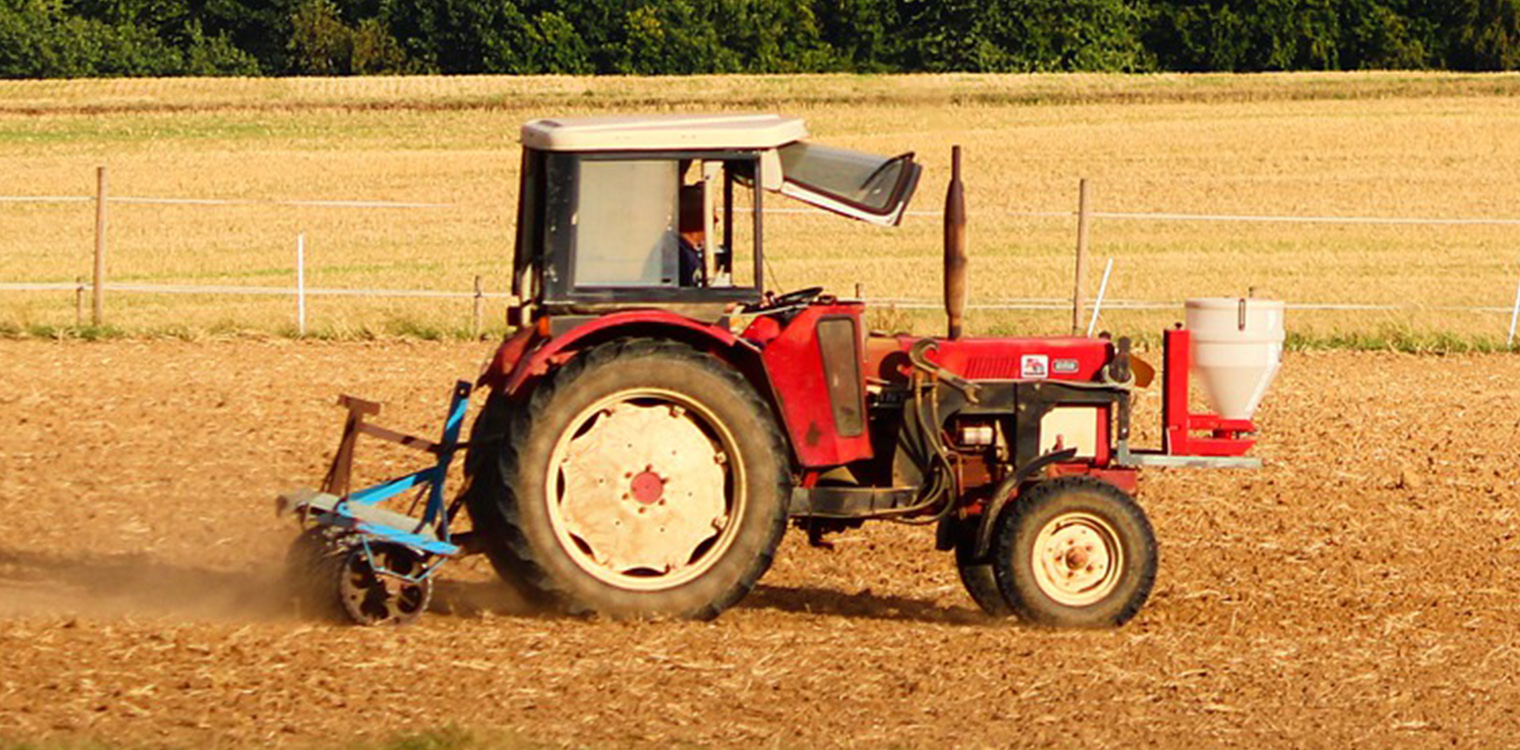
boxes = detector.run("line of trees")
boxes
[2,0,1519,78]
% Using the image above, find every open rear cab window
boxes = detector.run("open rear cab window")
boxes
[777,142,921,226]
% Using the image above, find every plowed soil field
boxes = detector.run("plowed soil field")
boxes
[2,339,1519,748]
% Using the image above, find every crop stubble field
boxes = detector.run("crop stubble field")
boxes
[1,338,1520,747]
[3,73,1520,340]
[4,74,1520,748]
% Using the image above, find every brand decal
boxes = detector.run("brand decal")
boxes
[1020,354,1049,379]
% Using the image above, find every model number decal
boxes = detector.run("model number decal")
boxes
[1052,358,1080,374]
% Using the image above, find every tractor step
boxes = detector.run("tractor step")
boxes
[789,486,920,518]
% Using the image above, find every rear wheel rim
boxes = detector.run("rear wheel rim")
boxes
[1029,511,1124,607]
[546,388,746,592]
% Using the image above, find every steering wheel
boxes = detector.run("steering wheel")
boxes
[764,286,825,310]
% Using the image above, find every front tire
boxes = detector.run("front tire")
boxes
[951,519,1012,617]
[467,339,790,620]
[992,477,1157,628]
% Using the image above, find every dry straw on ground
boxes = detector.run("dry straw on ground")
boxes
[3,72,1520,340]
[2,339,1519,747]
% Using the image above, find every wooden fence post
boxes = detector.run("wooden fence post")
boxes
[472,275,484,338]
[92,166,107,326]
[1071,178,1091,335]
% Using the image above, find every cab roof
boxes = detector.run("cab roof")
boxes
[521,114,809,152]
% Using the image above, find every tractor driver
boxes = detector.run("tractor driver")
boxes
[677,184,706,287]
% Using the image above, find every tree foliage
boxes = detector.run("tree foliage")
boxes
[3,0,1520,78]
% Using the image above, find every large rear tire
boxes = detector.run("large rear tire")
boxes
[459,391,556,606]
[992,476,1157,628]
[465,339,790,619]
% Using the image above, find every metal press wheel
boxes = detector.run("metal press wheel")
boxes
[464,338,790,620]
[991,477,1157,628]
[336,543,433,626]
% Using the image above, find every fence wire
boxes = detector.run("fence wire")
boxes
[4,190,1519,324]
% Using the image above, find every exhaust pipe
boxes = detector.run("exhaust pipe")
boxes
[944,146,968,340]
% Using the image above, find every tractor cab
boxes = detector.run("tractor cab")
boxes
[508,114,921,326]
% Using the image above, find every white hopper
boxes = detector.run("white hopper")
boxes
[1184,298,1285,420]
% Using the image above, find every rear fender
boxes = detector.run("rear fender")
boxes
[478,324,543,391]
[482,311,758,399]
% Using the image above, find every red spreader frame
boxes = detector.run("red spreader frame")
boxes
[1162,328,1257,457]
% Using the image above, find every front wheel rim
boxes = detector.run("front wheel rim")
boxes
[1029,511,1124,607]
[545,388,746,592]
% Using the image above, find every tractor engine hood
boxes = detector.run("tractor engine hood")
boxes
[864,335,1114,384]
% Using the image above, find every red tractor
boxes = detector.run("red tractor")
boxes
[449,114,1280,627]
